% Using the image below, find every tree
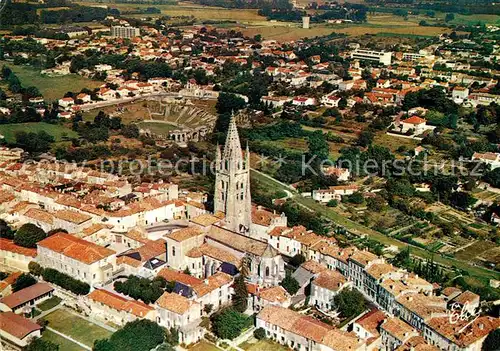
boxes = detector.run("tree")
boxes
[215,92,246,115]
[203,304,213,314]
[12,273,37,292]
[357,129,374,147]
[13,223,46,248]
[327,199,338,207]
[94,320,165,351]
[14,131,55,153]
[333,288,366,318]
[482,329,500,351]
[29,261,43,276]
[449,191,477,210]
[280,271,300,295]
[0,219,14,239]
[232,275,248,313]
[254,327,266,340]
[27,339,59,351]
[445,13,455,22]
[121,124,140,139]
[338,97,348,109]
[289,254,306,267]
[211,308,250,340]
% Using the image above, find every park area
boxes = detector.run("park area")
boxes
[0,122,77,142]
[0,61,102,101]
[41,308,113,349]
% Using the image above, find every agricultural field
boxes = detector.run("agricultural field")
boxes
[42,309,113,348]
[0,122,78,142]
[77,1,266,23]
[0,62,102,101]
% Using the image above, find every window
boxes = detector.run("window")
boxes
[172,247,176,256]
[265,267,270,276]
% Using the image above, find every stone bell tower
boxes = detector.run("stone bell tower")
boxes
[214,116,252,234]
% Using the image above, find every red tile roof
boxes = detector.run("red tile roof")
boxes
[0,239,37,257]
[37,233,115,264]
[0,283,53,309]
[0,311,41,339]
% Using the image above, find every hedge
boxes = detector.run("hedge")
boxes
[41,267,90,295]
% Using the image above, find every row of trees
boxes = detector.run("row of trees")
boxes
[1,65,41,100]
[29,262,90,295]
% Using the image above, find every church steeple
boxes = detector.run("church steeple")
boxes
[214,115,252,234]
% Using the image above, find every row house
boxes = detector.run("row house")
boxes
[256,305,365,351]
[423,316,500,351]
[87,289,155,326]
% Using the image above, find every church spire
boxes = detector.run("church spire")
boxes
[214,114,252,234]
[223,114,243,161]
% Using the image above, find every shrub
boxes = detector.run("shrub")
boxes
[254,327,266,340]
[28,261,43,276]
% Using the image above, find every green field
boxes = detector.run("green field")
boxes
[0,122,78,142]
[137,121,178,135]
[43,309,112,348]
[41,330,86,351]
[37,296,62,311]
[0,62,102,101]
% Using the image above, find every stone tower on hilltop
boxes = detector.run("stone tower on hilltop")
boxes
[214,116,252,234]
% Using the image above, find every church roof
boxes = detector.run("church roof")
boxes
[207,225,278,257]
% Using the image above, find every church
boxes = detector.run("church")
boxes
[164,117,287,286]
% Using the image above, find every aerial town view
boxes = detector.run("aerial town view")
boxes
[0,0,499,350]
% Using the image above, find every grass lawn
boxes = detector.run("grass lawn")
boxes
[239,339,291,351]
[136,121,178,135]
[188,340,221,351]
[0,122,78,142]
[41,330,86,351]
[0,61,102,101]
[37,296,62,311]
[43,309,112,347]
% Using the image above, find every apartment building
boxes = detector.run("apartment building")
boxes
[111,26,140,38]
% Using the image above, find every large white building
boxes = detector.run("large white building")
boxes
[111,26,140,38]
[36,233,117,287]
[351,49,392,66]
